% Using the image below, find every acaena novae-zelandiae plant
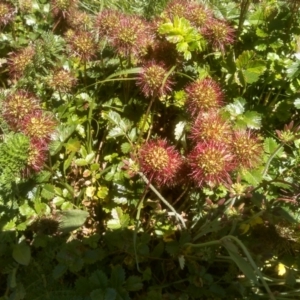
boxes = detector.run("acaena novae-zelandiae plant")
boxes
[2,1,300,298]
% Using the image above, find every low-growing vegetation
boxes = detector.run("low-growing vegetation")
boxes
[1,0,300,299]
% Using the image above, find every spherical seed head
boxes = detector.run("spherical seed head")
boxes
[27,138,48,172]
[47,68,77,93]
[188,141,235,187]
[95,9,122,37]
[231,130,263,169]
[0,2,15,27]
[110,14,149,57]
[163,0,187,20]
[8,45,35,79]
[204,19,235,52]
[189,110,232,143]
[2,90,40,130]
[139,139,182,187]
[20,110,57,141]
[51,0,77,18]
[66,9,93,30]
[137,61,174,98]
[19,0,32,13]
[67,30,97,62]
[188,2,213,29]
[185,78,223,117]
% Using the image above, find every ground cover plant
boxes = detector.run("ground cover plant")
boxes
[1,0,300,299]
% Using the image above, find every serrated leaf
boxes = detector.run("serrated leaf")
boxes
[97,186,109,199]
[75,158,88,166]
[63,152,75,173]
[19,203,36,217]
[174,121,186,141]
[119,119,131,132]
[294,98,300,109]
[264,137,279,154]
[34,202,51,215]
[286,60,300,79]
[110,265,125,288]
[12,242,31,266]
[236,111,262,129]
[90,288,117,300]
[65,138,81,153]
[49,140,63,155]
[89,270,108,289]
[178,255,185,270]
[41,184,56,200]
[107,208,130,229]
[241,168,263,187]
[58,209,89,233]
[56,124,77,142]
[128,128,137,141]
[225,98,246,116]
[256,28,268,37]
[236,50,266,84]
[53,196,65,206]
[121,142,131,154]
[52,264,68,279]
[107,111,122,125]
[107,219,122,230]
[124,276,143,291]
[107,127,124,139]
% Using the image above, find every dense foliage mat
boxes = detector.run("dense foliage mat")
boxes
[1,0,300,299]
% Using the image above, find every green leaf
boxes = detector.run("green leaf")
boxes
[286,60,300,79]
[12,242,31,266]
[241,168,263,187]
[294,98,300,109]
[222,239,257,283]
[89,270,108,289]
[85,152,95,163]
[124,276,143,291]
[90,288,117,300]
[107,208,130,230]
[110,265,125,289]
[107,127,124,139]
[19,203,36,217]
[97,186,109,199]
[178,255,185,270]
[174,121,186,141]
[52,264,68,279]
[225,98,246,116]
[255,43,267,51]
[34,202,51,215]
[264,138,279,154]
[106,111,122,126]
[128,128,137,141]
[256,28,268,37]
[65,138,81,153]
[243,61,266,83]
[58,209,89,233]
[121,142,131,154]
[75,158,88,166]
[41,184,56,200]
[236,111,262,129]
[236,50,266,84]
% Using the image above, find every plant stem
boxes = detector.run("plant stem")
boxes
[262,144,283,178]
[139,172,186,229]
[136,96,156,144]
[184,235,275,300]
